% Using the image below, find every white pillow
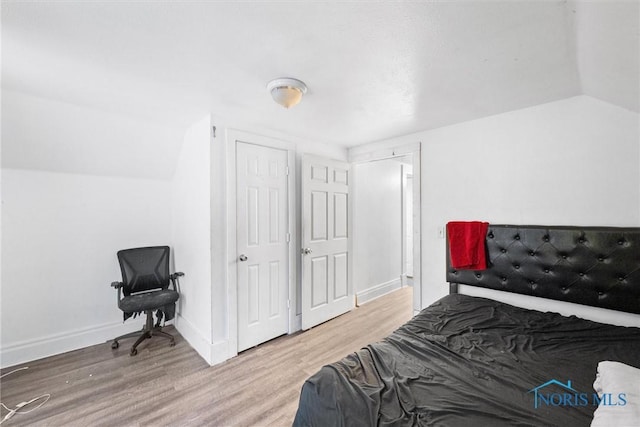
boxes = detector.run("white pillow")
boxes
[591,361,640,427]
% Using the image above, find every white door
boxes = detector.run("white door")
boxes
[301,155,353,330]
[237,142,289,351]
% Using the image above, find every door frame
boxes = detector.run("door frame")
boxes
[401,167,414,286]
[350,142,422,314]
[226,129,297,356]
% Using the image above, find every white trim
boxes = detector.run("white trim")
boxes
[349,141,421,164]
[176,315,232,366]
[293,313,302,332]
[225,129,239,358]
[210,340,232,365]
[411,149,422,313]
[225,129,297,359]
[401,166,414,285]
[0,320,144,369]
[356,278,402,305]
[174,314,213,364]
[287,148,298,334]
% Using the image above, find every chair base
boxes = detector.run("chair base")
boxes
[111,310,175,356]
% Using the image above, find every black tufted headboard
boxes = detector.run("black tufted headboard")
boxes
[446,225,640,315]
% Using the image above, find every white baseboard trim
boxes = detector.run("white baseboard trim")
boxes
[0,320,142,369]
[210,340,233,366]
[0,314,230,369]
[174,314,213,364]
[291,313,302,333]
[356,278,402,305]
[173,315,237,367]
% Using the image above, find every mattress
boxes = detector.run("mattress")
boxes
[293,294,640,426]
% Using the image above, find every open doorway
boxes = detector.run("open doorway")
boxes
[352,150,421,313]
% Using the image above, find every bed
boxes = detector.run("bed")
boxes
[293,225,640,426]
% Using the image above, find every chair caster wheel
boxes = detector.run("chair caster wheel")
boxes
[130,348,138,356]
[111,341,119,349]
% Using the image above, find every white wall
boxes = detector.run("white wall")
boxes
[171,116,213,363]
[4,94,636,367]
[420,96,639,309]
[353,159,403,303]
[0,169,172,367]
[354,95,639,326]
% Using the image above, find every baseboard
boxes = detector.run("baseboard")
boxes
[173,314,213,364]
[291,313,302,333]
[356,278,402,305]
[174,315,241,367]
[0,315,233,369]
[210,340,233,366]
[0,320,142,369]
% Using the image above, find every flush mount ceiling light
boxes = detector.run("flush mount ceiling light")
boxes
[267,77,307,108]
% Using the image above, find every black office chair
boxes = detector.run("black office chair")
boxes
[110,246,182,356]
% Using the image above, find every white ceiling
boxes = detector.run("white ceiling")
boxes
[2,1,639,175]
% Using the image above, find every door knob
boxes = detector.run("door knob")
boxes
[239,254,248,262]
[302,248,312,255]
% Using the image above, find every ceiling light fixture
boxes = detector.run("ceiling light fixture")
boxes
[267,78,307,108]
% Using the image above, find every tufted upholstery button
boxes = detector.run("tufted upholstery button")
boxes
[444,226,640,315]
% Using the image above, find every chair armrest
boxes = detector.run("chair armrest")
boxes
[169,272,184,291]
[111,281,123,303]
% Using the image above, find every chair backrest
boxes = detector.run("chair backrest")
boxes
[117,246,170,296]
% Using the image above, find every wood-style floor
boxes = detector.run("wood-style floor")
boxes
[0,287,413,426]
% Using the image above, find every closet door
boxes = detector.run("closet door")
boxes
[236,142,289,350]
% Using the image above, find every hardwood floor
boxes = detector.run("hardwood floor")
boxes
[0,287,413,426]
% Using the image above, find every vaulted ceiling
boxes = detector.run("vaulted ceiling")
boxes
[2,1,638,176]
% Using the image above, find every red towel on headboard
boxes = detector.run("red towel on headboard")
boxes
[447,221,489,270]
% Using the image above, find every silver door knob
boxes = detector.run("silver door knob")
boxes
[239,254,248,262]
[302,248,312,255]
